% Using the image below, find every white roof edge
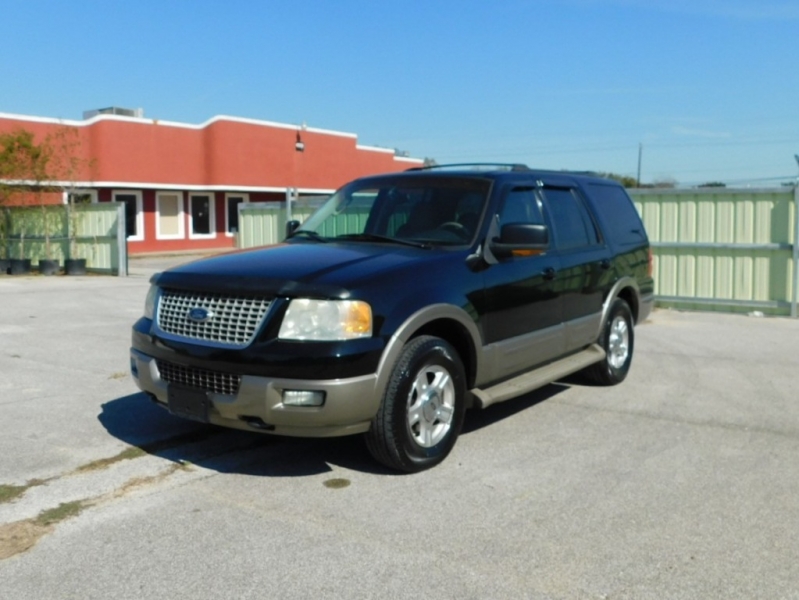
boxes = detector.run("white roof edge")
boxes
[0,111,358,139]
[356,144,395,154]
[0,178,336,194]
[208,115,357,138]
[0,112,86,126]
[394,156,425,164]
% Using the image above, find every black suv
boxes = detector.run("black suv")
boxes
[131,165,654,472]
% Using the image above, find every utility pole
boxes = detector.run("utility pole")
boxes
[636,143,643,187]
[793,155,799,318]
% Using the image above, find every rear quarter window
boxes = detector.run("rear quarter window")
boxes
[585,183,647,247]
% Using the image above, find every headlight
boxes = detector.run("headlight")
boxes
[144,285,159,320]
[279,299,372,341]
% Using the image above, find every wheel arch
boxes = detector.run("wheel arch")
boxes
[411,318,478,389]
[375,304,481,401]
[601,277,641,326]
[616,284,640,323]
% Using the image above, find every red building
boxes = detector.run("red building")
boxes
[0,110,423,254]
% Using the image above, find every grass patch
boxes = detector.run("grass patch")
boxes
[0,479,46,504]
[0,484,28,504]
[34,500,89,527]
[75,447,147,473]
[72,429,220,475]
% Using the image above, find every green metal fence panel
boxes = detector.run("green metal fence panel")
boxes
[3,205,69,263]
[237,203,284,248]
[293,196,327,222]
[236,188,798,317]
[317,210,371,237]
[630,188,797,316]
[237,197,330,249]
[73,203,125,274]
[2,202,126,275]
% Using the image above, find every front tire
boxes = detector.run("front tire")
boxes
[584,298,634,385]
[365,336,467,473]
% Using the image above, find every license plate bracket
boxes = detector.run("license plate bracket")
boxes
[167,386,211,423]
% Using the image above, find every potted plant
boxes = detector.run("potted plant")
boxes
[0,207,9,275]
[5,205,31,274]
[37,204,61,275]
[35,171,62,275]
[45,127,92,276]
[64,191,88,275]
[0,129,51,275]
[0,131,30,274]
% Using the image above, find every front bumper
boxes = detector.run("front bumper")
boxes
[130,348,382,437]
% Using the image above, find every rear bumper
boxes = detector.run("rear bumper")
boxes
[130,348,381,437]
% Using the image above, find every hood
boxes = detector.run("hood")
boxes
[153,241,446,298]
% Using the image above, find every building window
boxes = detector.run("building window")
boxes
[113,191,144,241]
[189,193,216,239]
[156,192,184,240]
[65,189,98,205]
[225,193,248,236]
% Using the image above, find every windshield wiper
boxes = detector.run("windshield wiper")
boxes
[291,230,329,243]
[335,233,430,249]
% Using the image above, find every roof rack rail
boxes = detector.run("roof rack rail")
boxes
[406,163,531,172]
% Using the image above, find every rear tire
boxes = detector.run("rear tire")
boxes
[365,336,467,473]
[584,298,634,385]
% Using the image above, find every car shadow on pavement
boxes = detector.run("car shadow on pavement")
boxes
[100,384,570,478]
[98,393,397,478]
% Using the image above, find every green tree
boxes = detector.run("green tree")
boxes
[0,129,50,199]
[597,172,639,188]
[0,129,52,259]
[43,127,96,260]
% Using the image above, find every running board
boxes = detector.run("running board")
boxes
[470,344,606,409]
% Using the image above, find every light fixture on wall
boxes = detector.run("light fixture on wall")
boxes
[295,131,305,152]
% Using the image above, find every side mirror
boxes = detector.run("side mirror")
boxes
[285,220,301,238]
[489,223,549,258]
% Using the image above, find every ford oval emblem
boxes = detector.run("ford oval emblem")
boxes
[188,307,213,323]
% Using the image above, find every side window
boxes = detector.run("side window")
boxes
[585,183,647,246]
[541,188,598,250]
[498,187,544,226]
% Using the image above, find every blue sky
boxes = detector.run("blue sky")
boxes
[2,0,798,186]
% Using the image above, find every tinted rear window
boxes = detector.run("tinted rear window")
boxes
[585,183,647,246]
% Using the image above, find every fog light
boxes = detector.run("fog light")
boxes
[282,390,326,407]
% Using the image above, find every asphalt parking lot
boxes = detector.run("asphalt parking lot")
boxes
[1,256,798,600]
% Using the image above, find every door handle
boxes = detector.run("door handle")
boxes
[542,267,557,280]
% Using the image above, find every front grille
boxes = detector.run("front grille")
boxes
[156,360,240,395]
[157,289,272,347]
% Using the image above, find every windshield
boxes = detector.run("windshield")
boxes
[296,176,491,246]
